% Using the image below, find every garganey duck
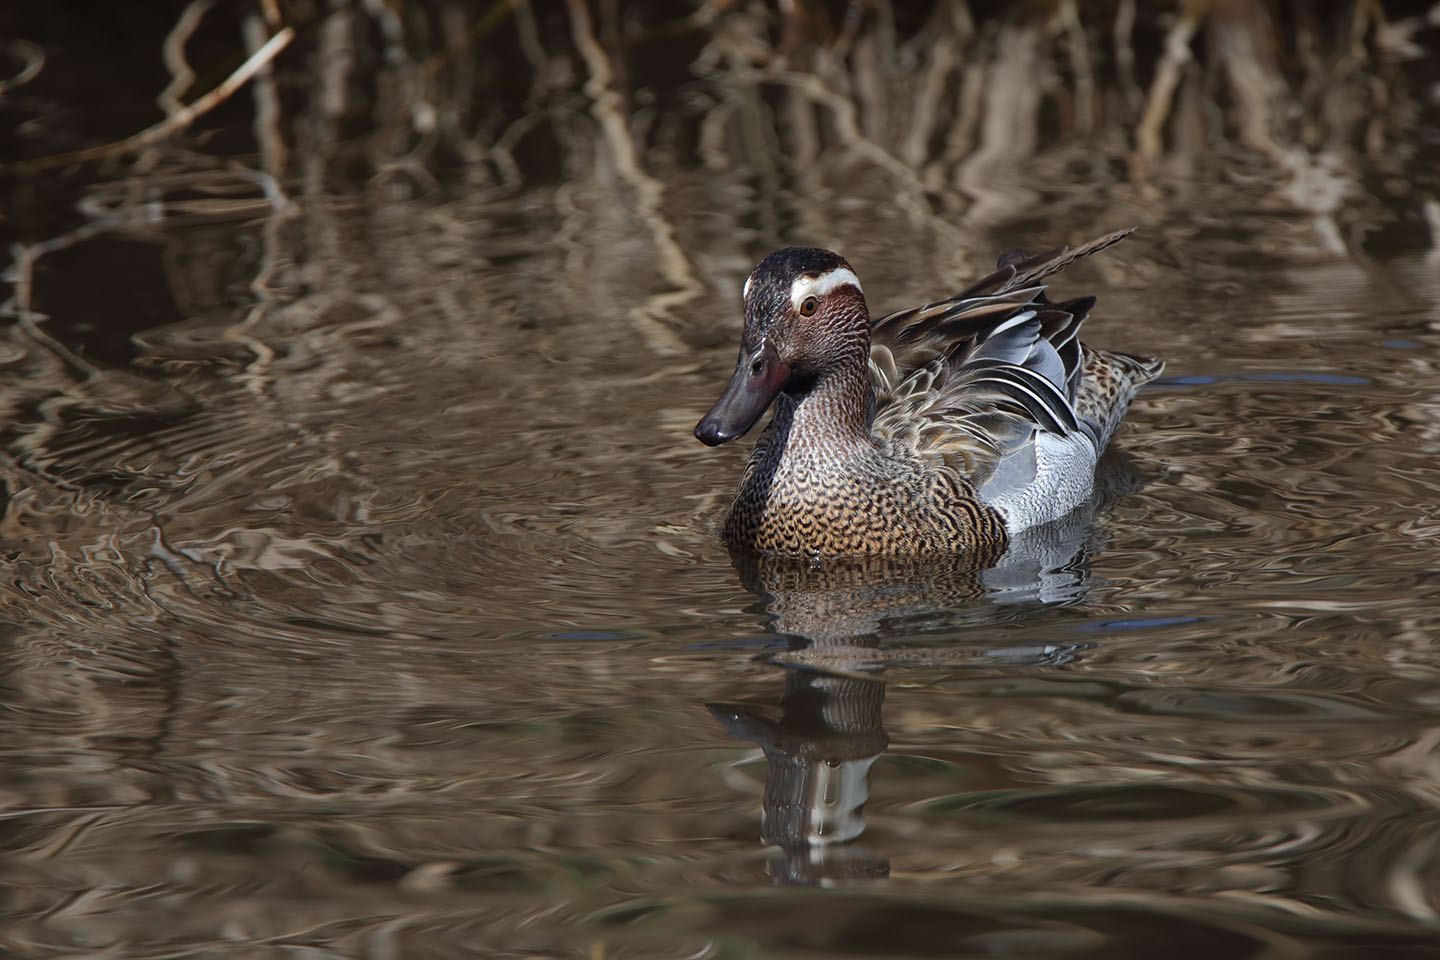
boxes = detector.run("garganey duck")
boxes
[694,228,1162,557]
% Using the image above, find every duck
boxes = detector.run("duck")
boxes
[694,228,1163,558]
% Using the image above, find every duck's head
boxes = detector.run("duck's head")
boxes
[695,247,868,446]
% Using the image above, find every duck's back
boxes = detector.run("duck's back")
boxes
[866,230,1162,536]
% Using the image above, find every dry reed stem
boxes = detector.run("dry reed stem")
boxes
[243,14,288,184]
[1113,0,1140,114]
[4,26,295,175]
[938,61,983,169]
[1130,9,1199,184]
[775,71,925,200]
[5,236,105,381]
[565,0,698,357]
[901,30,955,170]
[363,0,441,194]
[853,34,885,143]
[955,24,1044,226]
[298,6,353,201]
[1054,0,1095,136]
[158,0,213,118]
[223,15,295,400]
[0,38,45,96]
[1216,16,1286,167]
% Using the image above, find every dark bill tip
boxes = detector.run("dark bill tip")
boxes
[694,342,790,447]
[694,415,739,446]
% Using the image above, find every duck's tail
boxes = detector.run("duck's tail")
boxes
[1076,346,1164,450]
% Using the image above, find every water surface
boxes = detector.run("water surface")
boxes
[3,3,1440,957]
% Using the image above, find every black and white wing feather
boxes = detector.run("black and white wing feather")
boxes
[868,229,1136,491]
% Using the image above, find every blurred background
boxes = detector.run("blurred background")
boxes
[2,2,1440,958]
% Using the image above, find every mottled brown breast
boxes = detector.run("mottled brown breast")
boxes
[722,445,1009,558]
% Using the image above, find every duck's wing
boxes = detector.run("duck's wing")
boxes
[868,229,1135,486]
[869,293,1098,485]
[993,227,1134,294]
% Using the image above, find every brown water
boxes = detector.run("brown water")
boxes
[3,3,1440,957]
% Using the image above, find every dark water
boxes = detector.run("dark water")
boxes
[3,2,1440,957]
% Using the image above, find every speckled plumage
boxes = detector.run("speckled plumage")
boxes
[695,229,1163,558]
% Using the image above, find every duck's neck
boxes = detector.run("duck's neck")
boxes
[774,352,875,461]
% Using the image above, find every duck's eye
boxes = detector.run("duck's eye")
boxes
[799,296,819,316]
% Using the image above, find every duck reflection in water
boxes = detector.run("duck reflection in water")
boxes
[708,485,1136,885]
[699,232,1162,882]
[710,665,889,886]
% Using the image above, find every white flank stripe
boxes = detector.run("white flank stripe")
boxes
[789,267,862,310]
[742,274,754,301]
[987,309,1037,338]
[965,373,1068,434]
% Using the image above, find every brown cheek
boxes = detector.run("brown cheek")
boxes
[785,325,821,367]
[798,317,836,352]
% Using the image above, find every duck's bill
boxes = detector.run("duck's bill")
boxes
[694,343,791,446]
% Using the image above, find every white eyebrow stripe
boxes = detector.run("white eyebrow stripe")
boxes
[789,267,862,310]
[743,274,754,301]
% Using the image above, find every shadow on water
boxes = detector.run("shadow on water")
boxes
[1,0,1440,957]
